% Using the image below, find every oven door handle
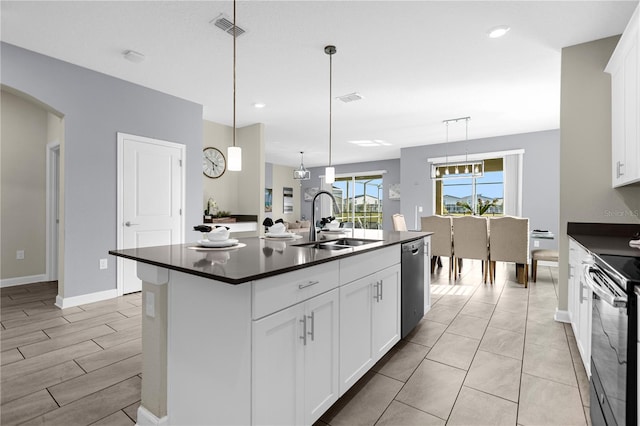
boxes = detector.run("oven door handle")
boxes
[582,264,627,308]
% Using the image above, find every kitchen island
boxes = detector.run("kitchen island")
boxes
[110,230,431,426]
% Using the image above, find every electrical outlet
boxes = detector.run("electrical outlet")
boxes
[16,250,24,260]
[418,206,423,213]
[534,240,540,248]
[99,258,108,269]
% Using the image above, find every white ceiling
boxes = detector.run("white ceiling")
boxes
[1,1,638,167]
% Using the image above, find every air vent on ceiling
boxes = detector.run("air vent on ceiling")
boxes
[210,14,246,37]
[337,92,364,103]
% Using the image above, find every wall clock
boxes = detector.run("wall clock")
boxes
[203,147,226,178]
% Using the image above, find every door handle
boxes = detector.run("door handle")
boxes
[300,316,307,346]
[125,221,140,227]
[379,280,383,301]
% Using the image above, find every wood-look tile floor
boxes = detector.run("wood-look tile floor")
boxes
[1,282,142,425]
[1,261,588,426]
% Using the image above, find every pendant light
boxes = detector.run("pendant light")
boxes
[324,45,336,184]
[227,0,242,171]
[293,151,311,181]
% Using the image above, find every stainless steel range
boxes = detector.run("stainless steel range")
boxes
[583,253,638,426]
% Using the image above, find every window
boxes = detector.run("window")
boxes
[332,175,383,229]
[436,158,504,216]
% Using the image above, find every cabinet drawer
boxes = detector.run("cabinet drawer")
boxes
[252,263,339,319]
[339,245,401,285]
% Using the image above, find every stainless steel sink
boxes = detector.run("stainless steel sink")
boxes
[294,238,382,250]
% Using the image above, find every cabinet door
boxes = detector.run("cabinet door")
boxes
[252,304,305,426]
[622,44,639,184]
[577,278,592,375]
[339,276,374,394]
[372,265,401,361]
[612,67,627,186]
[304,289,339,425]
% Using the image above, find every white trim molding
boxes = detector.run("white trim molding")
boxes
[554,309,571,323]
[0,274,48,288]
[136,406,168,426]
[55,288,118,309]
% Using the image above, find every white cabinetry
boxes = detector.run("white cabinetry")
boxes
[339,246,401,395]
[252,265,340,426]
[568,238,592,375]
[252,288,339,426]
[606,4,640,187]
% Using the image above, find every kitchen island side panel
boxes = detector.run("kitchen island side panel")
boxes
[167,270,252,425]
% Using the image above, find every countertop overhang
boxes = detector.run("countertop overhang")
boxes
[109,230,431,285]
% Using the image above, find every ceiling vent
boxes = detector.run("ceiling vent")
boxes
[337,92,364,103]
[210,14,246,37]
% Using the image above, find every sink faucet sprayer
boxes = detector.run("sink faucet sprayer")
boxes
[310,190,341,242]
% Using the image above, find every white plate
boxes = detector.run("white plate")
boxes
[197,238,239,248]
[265,233,296,239]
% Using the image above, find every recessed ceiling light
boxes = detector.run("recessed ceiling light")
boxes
[253,102,266,109]
[337,92,364,103]
[122,50,145,63]
[487,25,510,38]
[348,139,392,147]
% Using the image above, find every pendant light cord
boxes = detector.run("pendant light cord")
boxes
[329,49,332,167]
[233,0,237,148]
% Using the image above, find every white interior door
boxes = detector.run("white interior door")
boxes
[117,133,184,294]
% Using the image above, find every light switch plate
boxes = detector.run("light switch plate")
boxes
[534,240,540,248]
[16,250,24,260]
[99,258,108,269]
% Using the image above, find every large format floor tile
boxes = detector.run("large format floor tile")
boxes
[320,372,403,426]
[425,332,479,370]
[373,340,429,382]
[447,386,518,426]
[523,342,577,387]
[376,400,445,426]
[396,359,466,420]
[464,350,522,402]
[479,326,525,360]
[518,373,587,425]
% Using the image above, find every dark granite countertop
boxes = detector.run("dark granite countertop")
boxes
[109,230,430,285]
[567,222,640,258]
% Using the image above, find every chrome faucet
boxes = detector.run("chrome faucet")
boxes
[309,190,341,242]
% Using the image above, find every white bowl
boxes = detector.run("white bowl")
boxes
[326,221,340,230]
[269,223,287,234]
[207,227,230,241]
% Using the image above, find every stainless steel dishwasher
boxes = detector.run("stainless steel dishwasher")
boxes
[401,239,425,338]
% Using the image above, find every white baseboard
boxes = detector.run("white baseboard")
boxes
[0,274,47,288]
[538,260,559,267]
[55,289,118,309]
[554,309,571,323]
[136,406,168,426]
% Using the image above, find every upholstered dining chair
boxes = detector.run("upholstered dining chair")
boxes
[452,216,490,283]
[392,214,408,231]
[488,216,530,287]
[421,215,454,280]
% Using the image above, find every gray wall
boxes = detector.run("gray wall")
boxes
[303,159,401,231]
[559,36,640,311]
[1,43,203,299]
[400,129,560,251]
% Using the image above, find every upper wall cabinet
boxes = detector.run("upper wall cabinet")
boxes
[606,4,640,188]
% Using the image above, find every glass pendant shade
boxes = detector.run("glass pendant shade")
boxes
[325,166,335,184]
[228,146,242,171]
